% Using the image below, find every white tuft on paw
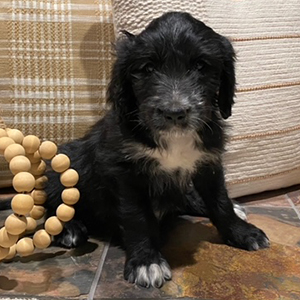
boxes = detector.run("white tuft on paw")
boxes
[136,266,150,288]
[233,203,247,221]
[135,261,172,288]
[159,260,172,280]
[149,264,163,288]
[251,241,259,251]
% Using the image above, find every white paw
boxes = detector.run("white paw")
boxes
[233,203,247,221]
[129,260,172,288]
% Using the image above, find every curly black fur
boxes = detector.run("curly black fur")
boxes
[45,12,269,288]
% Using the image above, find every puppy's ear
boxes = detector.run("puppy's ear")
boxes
[218,37,236,119]
[107,32,136,119]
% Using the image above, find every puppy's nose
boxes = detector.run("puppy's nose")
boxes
[162,108,189,123]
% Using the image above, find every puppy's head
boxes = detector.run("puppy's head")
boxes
[108,12,235,135]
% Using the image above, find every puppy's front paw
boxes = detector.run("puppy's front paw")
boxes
[223,219,270,251]
[124,256,172,288]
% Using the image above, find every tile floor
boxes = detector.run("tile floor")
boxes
[1,185,300,300]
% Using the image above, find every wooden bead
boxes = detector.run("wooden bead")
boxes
[16,237,34,256]
[61,188,80,205]
[0,128,8,138]
[4,244,17,260]
[44,216,64,236]
[5,214,27,235]
[11,194,34,215]
[0,227,19,248]
[13,171,35,192]
[30,160,46,176]
[6,129,24,144]
[4,143,26,162]
[31,189,47,205]
[51,154,70,173]
[56,204,75,222]
[9,155,31,175]
[0,137,15,155]
[22,135,40,154]
[39,141,57,160]
[34,175,48,189]
[29,205,46,220]
[26,150,41,163]
[26,217,37,232]
[60,169,79,187]
[0,246,9,260]
[33,229,51,249]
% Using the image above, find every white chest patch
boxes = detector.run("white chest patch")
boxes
[148,133,202,172]
[124,131,217,174]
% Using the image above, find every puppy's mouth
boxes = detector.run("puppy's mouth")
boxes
[157,127,195,139]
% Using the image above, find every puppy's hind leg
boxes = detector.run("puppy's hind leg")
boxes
[232,201,247,221]
[54,219,88,248]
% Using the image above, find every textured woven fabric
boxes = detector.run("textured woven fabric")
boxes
[0,0,115,187]
[112,0,300,198]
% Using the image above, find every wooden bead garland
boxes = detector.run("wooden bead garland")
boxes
[0,128,80,260]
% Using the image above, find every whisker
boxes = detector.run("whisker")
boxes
[189,115,214,134]
[125,109,139,117]
[131,120,144,131]
[207,118,224,131]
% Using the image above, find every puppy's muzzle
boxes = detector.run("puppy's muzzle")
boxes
[158,107,190,125]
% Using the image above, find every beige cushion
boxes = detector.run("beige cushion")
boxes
[112,0,300,198]
[0,0,115,187]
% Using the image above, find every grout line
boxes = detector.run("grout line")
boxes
[286,196,300,220]
[245,204,291,208]
[87,240,111,300]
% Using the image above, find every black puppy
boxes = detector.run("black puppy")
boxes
[45,12,269,288]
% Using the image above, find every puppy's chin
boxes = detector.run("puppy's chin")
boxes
[153,127,200,150]
[152,118,204,137]
[149,122,200,148]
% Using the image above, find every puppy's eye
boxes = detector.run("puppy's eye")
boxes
[131,63,155,79]
[143,64,155,73]
[187,60,206,75]
[195,61,205,72]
